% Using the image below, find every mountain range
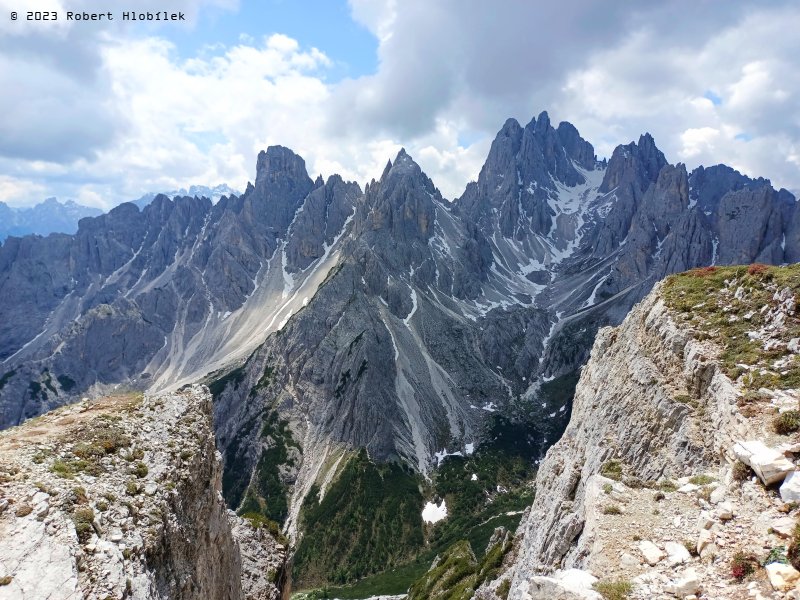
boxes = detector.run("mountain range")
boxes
[0,185,241,243]
[0,198,103,241]
[132,184,241,209]
[0,110,797,589]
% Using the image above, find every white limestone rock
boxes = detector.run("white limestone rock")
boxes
[765,563,800,591]
[638,540,665,566]
[733,440,795,485]
[780,470,800,502]
[664,541,691,567]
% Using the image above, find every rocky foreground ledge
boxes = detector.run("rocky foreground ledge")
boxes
[0,385,284,599]
[473,265,800,600]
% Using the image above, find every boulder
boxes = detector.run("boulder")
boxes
[715,502,734,521]
[638,540,665,566]
[709,486,726,504]
[528,569,603,599]
[666,568,700,597]
[765,563,800,591]
[733,440,795,485]
[771,516,796,538]
[696,530,713,555]
[664,541,691,566]
[621,552,639,567]
[781,471,800,502]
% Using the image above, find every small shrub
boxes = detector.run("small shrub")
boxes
[602,505,622,515]
[72,507,95,543]
[132,462,149,478]
[623,476,646,489]
[602,483,613,494]
[0,576,11,585]
[689,474,715,486]
[96,501,109,512]
[732,461,752,482]
[15,504,33,517]
[658,480,677,492]
[763,545,788,566]
[34,481,56,496]
[93,426,130,454]
[683,539,698,557]
[689,266,718,278]
[179,450,192,460]
[68,487,88,505]
[593,579,633,600]
[32,451,50,464]
[731,552,757,581]
[653,491,666,502]
[774,411,800,435]
[600,460,623,481]
[51,459,75,479]
[497,579,511,600]
[125,481,140,496]
[748,263,770,276]
[73,442,105,460]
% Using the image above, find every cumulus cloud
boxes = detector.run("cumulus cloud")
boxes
[2,0,800,207]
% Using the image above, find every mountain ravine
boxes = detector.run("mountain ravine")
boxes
[0,111,799,597]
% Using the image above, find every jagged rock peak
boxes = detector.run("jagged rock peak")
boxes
[600,132,668,193]
[456,110,597,238]
[362,147,438,240]
[384,148,426,180]
[532,109,551,134]
[249,145,314,233]
[254,145,310,187]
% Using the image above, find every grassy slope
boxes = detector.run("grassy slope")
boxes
[662,264,800,390]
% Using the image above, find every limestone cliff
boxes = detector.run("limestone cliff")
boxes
[478,264,800,599]
[0,386,285,599]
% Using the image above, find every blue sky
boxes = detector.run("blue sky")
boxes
[167,0,378,80]
[1,0,799,208]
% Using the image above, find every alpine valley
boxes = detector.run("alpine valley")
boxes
[1,112,799,599]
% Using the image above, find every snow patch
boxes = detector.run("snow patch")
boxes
[434,448,464,466]
[422,500,448,524]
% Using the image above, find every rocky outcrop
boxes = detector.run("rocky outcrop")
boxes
[480,265,800,599]
[0,386,285,599]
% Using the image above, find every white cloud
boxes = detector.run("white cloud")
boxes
[679,128,721,159]
[0,176,47,204]
[2,0,800,208]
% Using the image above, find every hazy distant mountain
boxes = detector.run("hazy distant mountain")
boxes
[131,184,240,209]
[0,197,103,241]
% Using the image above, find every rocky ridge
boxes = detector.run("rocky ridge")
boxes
[473,264,800,599]
[0,386,284,599]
